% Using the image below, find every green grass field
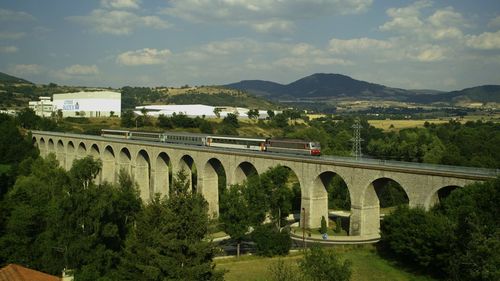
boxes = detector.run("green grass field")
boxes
[216,246,436,281]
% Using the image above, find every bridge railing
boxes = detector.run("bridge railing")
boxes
[323,155,499,177]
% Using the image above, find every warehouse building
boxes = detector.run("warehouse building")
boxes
[134,104,271,119]
[53,91,121,117]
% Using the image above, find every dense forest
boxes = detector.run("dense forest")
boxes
[0,113,224,280]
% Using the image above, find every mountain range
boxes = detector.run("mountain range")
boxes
[224,73,500,104]
[1,71,498,105]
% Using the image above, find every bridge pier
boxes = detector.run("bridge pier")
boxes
[134,154,151,202]
[301,195,328,229]
[349,204,380,236]
[152,160,169,198]
[198,166,219,217]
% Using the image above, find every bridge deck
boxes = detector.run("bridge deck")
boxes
[32,130,499,180]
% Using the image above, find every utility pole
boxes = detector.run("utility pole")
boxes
[351,118,363,160]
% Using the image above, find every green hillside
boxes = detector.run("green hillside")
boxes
[0,72,32,84]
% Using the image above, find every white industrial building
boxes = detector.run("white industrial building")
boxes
[53,91,121,117]
[28,96,54,117]
[134,104,271,119]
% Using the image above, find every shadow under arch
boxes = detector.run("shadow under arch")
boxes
[203,157,227,217]
[118,147,132,175]
[135,149,151,201]
[47,139,55,154]
[233,161,258,185]
[154,152,171,198]
[90,144,102,183]
[66,141,75,170]
[56,140,65,168]
[77,142,87,159]
[102,145,116,183]
[179,154,197,193]
[427,185,461,208]
[39,137,46,156]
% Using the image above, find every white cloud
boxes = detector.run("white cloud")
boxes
[162,0,372,33]
[251,20,294,33]
[489,16,500,28]
[0,8,35,21]
[63,64,99,75]
[0,46,18,53]
[329,37,392,53]
[67,9,169,35]
[100,0,141,9]
[466,31,500,50]
[379,0,430,32]
[117,48,172,65]
[414,45,447,62]
[0,32,26,40]
[380,1,465,41]
[8,64,43,76]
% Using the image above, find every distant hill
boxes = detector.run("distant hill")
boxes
[0,72,32,84]
[224,73,500,105]
[405,85,500,104]
[225,73,415,101]
[225,80,285,97]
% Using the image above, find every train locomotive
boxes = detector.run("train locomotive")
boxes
[101,129,321,156]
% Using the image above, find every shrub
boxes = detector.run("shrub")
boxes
[252,224,291,257]
[320,216,327,234]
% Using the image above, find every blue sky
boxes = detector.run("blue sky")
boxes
[0,0,499,90]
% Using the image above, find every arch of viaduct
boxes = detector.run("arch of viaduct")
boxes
[31,131,496,239]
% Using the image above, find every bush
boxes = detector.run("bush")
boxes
[335,217,342,233]
[380,205,452,276]
[252,224,291,257]
[320,216,327,234]
[299,244,352,281]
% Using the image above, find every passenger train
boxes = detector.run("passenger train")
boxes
[101,129,321,156]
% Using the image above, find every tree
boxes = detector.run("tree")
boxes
[320,216,327,234]
[119,170,223,280]
[199,120,213,134]
[213,108,221,119]
[222,113,239,128]
[267,110,275,120]
[219,184,251,257]
[0,154,69,274]
[120,110,135,128]
[69,156,102,189]
[247,109,259,120]
[326,175,350,210]
[299,244,352,281]
[272,113,289,128]
[252,224,291,257]
[260,166,294,228]
[16,108,40,129]
[157,114,173,129]
[380,205,452,276]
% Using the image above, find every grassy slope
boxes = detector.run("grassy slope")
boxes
[216,246,435,281]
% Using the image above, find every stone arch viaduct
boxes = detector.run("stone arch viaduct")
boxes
[31,130,498,239]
